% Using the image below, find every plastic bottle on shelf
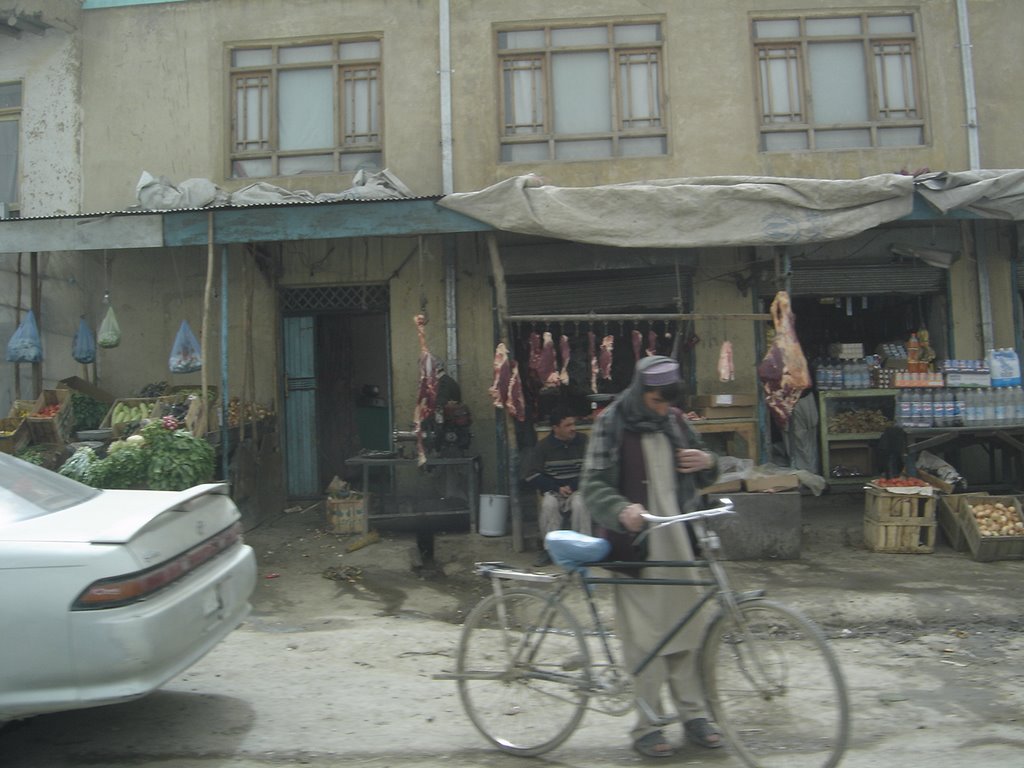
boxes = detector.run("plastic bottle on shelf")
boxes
[983,387,997,427]
[965,388,980,426]
[937,389,953,427]
[897,390,911,427]
[908,389,922,428]
[954,388,966,426]
[907,332,921,363]
[1014,386,1024,425]
[994,387,1008,425]
[920,388,934,427]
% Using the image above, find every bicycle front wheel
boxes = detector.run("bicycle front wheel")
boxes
[702,599,850,768]
[456,587,591,756]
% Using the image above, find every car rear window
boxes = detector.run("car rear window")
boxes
[0,453,101,523]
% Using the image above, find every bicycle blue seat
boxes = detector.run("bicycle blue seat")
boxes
[545,530,611,571]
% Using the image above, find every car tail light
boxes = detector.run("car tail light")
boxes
[72,522,243,610]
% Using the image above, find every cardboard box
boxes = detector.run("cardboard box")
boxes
[325,494,369,535]
[829,343,864,359]
[700,479,743,495]
[743,473,800,493]
[945,372,991,388]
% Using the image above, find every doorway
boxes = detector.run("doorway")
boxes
[281,285,390,499]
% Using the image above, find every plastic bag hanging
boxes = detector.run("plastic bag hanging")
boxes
[72,317,97,364]
[169,319,202,373]
[98,305,121,348]
[6,309,43,363]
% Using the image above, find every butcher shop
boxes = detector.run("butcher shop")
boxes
[443,171,1024,553]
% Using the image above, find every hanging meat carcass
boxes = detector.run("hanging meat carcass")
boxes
[558,334,570,386]
[488,341,525,422]
[631,330,643,361]
[588,331,598,393]
[538,332,561,388]
[489,342,511,408]
[718,341,735,382]
[599,335,614,380]
[646,330,658,357]
[506,360,525,421]
[528,332,542,377]
[757,291,811,429]
[412,313,441,465]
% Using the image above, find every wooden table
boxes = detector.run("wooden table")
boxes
[904,426,1024,491]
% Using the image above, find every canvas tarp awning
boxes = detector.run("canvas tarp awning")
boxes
[437,170,1024,248]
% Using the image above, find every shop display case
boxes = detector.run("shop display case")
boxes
[818,389,898,485]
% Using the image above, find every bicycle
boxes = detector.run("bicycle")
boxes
[435,498,850,768]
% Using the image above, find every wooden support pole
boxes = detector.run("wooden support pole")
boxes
[485,232,524,551]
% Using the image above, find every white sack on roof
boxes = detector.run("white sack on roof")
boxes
[914,170,1024,220]
[136,169,414,211]
[438,173,915,248]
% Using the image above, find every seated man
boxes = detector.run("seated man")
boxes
[523,405,591,565]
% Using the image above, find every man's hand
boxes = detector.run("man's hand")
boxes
[619,503,647,532]
[676,448,712,474]
[558,485,573,497]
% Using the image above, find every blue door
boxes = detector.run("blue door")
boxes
[283,316,319,497]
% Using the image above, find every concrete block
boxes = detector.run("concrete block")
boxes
[705,492,802,560]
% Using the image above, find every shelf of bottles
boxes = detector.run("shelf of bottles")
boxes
[893,357,1024,429]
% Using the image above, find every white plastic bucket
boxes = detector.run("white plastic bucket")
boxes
[479,494,509,537]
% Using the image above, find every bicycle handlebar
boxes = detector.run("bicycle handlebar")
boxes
[640,497,736,524]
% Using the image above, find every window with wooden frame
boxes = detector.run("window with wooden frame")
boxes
[497,21,666,162]
[0,81,22,215]
[753,12,925,152]
[229,38,382,179]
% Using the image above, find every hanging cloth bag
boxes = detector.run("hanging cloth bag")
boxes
[6,309,43,363]
[72,317,97,364]
[169,319,202,373]
[98,305,122,348]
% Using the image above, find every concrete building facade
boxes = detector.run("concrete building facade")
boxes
[2,1,1023,537]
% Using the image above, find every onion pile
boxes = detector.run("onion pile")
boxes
[966,501,1024,537]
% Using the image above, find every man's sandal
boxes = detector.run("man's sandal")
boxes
[633,730,675,758]
[684,717,724,749]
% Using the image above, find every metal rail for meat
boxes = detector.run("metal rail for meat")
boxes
[507,313,771,322]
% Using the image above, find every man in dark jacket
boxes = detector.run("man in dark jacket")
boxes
[523,405,590,565]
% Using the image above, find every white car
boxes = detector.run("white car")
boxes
[0,452,257,722]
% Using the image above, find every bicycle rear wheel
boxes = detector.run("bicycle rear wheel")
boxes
[456,587,591,756]
[702,599,850,768]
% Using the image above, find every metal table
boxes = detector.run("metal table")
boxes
[344,454,482,532]
[905,426,1024,491]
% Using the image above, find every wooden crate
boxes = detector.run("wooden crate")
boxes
[864,516,936,554]
[864,487,936,522]
[936,494,984,552]
[958,495,1024,562]
[325,494,369,535]
[0,417,30,455]
[27,389,75,445]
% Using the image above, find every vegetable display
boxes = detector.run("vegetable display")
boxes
[871,476,930,488]
[966,501,1024,537]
